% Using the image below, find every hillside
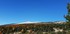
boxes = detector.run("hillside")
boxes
[0,21,68,34]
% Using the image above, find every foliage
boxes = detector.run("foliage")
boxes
[65,3,70,22]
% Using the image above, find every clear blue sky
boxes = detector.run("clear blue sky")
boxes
[0,0,69,25]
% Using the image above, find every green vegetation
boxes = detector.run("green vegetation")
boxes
[65,3,70,30]
[65,3,70,22]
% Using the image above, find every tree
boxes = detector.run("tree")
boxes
[65,3,70,22]
[65,3,70,28]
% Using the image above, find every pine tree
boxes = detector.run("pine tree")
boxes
[65,3,70,28]
[65,3,70,23]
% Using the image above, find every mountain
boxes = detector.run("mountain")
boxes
[17,21,40,24]
[53,21,66,24]
[0,21,66,26]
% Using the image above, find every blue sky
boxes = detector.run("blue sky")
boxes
[0,0,69,25]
